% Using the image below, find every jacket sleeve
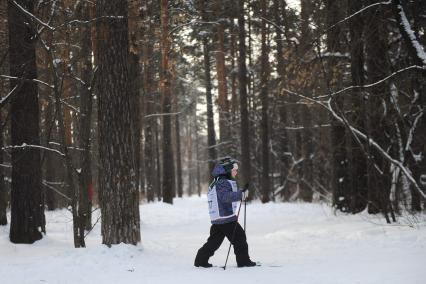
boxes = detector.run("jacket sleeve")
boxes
[216,179,242,203]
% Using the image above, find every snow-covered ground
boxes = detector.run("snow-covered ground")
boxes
[1,196,425,284]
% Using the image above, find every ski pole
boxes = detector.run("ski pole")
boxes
[244,193,247,232]
[223,194,244,270]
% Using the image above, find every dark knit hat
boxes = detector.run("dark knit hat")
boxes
[219,157,238,173]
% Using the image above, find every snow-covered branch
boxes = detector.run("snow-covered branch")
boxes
[393,0,426,66]
[42,181,71,201]
[314,65,425,99]
[326,1,392,35]
[2,143,65,157]
[0,84,19,107]
[9,0,55,31]
[54,16,126,30]
[144,112,181,118]
[280,87,426,200]
[0,75,54,89]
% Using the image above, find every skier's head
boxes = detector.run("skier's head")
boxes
[220,157,238,173]
[211,157,239,179]
[221,157,239,178]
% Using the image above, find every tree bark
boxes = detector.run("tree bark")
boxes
[76,0,94,232]
[299,0,313,202]
[201,0,217,172]
[214,0,230,154]
[96,0,141,245]
[174,86,183,198]
[365,0,391,215]
[142,0,156,202]
[348,0,368,213]
[238,0,252,195]
[8,0,45,243]
[160,0,175,204]
[0,0,8,225]
[326,0,349,210]
[260,0,270,203]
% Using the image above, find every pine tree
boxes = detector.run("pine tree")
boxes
[161,0,175,204]
[96,0,141,245]
[8,0,45,243]
[0,0,8,226]
[238,0,252,192]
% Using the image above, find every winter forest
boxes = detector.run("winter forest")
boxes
[0,0,425,283]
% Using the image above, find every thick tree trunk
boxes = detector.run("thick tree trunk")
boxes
[96,0,141,245]
[365,1,391,215]
[326,0,348,210]
[160,0,175,204]
[0,0,8,226]
[8,0,45,243]
[348,0,368,213]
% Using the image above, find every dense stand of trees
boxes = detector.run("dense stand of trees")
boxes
[0,0,425,246]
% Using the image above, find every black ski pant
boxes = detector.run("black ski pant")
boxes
[195,221,250,266]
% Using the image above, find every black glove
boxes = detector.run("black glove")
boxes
[242,183,249,192]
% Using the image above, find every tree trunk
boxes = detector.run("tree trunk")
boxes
[195,118,202,196]
[393,0,426,211]
[273,0,291,195]
[238,0,252,195]
[0,0,8,225]
[129,51,141,194]
[201,0,217,172]
[76,0,94,231]
[260,0,270,203]
[365,1,391,215]
[8,0,45,243]
[299,0,313,202]
[44,90,58,211]
[348,0,368,213]
[326,0,348,210]
[142,0,156,202]
[174,84,183,198]
[160,0,175,204]
[96,0,141,245]
[128,0,142,197]
[215,0,230,154]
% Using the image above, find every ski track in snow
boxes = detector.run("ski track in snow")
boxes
[0,196,425,284]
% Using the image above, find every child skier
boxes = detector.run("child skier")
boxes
[194,157,257,268]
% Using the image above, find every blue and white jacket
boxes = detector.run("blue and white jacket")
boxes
[207,164,243,224]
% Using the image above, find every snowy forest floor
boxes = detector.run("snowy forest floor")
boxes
[1,196,425,284]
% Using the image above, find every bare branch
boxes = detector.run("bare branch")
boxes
[144,112,181,118]
[9,0,55,31]
[42,181,71,201]
[0,74,54,89]
[279,86,426,200]
[393,0,426,66]
[314,65,425,100]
